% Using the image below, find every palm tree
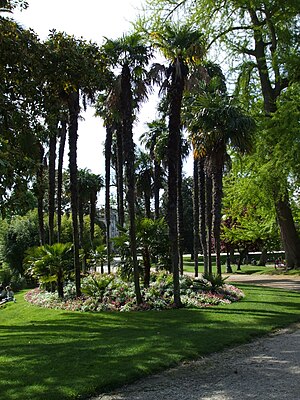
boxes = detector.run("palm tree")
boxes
[187,89,255,275]
[135,150,153,218]
[89,174,103,245]
[96,81,125,229]
[25,242,73,298]
[192,157,200,277]
[77,168,103,247]
[149,22,205,307]
[96,80,126,273]
[140,119,168,219]
[47,126,57,246]
[57,116,67,243]
[103,33,153,305]
[34,142,46,246]
[103,125,113,273]
[45,31,109,296]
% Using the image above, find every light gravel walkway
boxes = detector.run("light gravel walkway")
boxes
[91,276,300,400]
[226,273,300,292]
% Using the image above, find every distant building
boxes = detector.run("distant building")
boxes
[98,207,119,239]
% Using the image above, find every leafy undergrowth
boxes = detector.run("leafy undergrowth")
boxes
[25,272,245,312]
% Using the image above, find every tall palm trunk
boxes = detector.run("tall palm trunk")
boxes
[144,192,151,219]
[105,125,113,274]
[57,267,64,299]
[167,63,185,308]
[211,147,225,276]
[205,170,213,274]
[36,143,45,246]
[212,167,223,276]
[121,63,142,305]
[143,171,152,219]
[67,90,81,297]
[57,119,67,243]
[154,159,161,219]
[78,193,84,249]
[48,130,57,245]
[177,152,184,275]
[116,123,125,227]
[193,158,199,277]
[198,158,208,274]
[90,189,97,245]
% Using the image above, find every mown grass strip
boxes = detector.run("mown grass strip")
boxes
[1,285,300,400]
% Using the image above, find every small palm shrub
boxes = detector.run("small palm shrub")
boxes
[202,273,228,293]
[81,273,114,301]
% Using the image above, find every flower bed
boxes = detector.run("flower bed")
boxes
[25,273,245,312]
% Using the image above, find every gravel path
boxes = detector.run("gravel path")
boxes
[227,273,300,292]
[91,276,300,400]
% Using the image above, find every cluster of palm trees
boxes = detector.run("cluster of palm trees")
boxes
[1,5,256,307]
[98,24,255,307]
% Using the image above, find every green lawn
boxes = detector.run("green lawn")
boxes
[183,256,300,276]
[1,285,300,400]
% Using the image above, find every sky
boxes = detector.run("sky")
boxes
[13,0,160,186]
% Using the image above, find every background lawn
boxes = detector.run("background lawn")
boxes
[182,255,300,276]
[1,285,300,400]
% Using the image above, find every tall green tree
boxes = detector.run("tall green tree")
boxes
[148,22,205,306]
[145,0,300,268]
[140,119,168,219]
[136,150,153,218]
[0,17,44,217]
[103,33,153,304]
[187,91,254,275]
[57,116,67,243]
[45,31,109,295]
[96,79,125,229]
[222,168,281,266]
[77,168,103,246]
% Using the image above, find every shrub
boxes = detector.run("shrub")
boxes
[0,264,27,290]
[25,272,244,313]
[202,273,228,293]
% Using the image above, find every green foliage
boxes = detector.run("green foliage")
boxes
[0,264,26,290]
[111,226,139,280]
[87,244,113,273]
[0,210,40,275]
[202,272,228,293]
[148,21,205,64]
[77,168,103,205]
[0,0,28,13]
[136,217,170,269]
[0,211,103,282]
[222,159,281,251]
[24,242,73,290]
[45,30,111,100]
[81,273,114,300]
[0,18,44,216]
[103,32,152,70]
[26,271,243,312]
[55,214,104,253]
[258,83,300,190]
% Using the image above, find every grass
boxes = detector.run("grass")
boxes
[183,255,300,276]
[1,285,300,400]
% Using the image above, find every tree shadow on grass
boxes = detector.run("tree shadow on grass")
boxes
[0,286,300,400]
